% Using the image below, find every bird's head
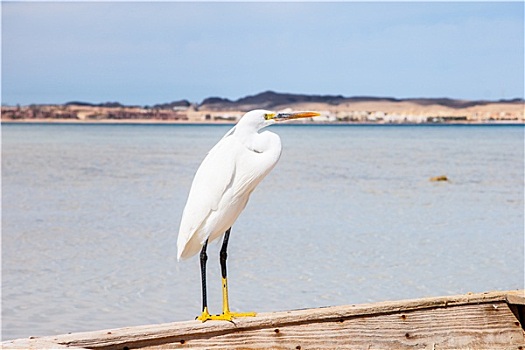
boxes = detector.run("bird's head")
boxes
[238,109,321,130]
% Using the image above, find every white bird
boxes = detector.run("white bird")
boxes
[177,109,320,321]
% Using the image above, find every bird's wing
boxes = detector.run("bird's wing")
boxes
[177,136,236,259]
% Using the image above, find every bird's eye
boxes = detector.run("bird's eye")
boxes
[264,113,276,120]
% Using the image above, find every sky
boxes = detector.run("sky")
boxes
[2,1,524,105]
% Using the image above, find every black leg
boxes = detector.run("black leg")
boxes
[199,239,209,314]
[196,228,255,322]
[217,227,256,319]
[220,228,231,279]
[220,228,232,315]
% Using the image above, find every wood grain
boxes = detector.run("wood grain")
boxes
[2,290,524,350]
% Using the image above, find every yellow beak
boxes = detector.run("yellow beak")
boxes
[275,111,320,121]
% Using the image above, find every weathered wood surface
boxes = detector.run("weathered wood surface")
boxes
[3,290,524,350]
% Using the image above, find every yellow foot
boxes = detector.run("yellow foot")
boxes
[221,311,257,321]
[196,310,256,322]
[196,307,214,321]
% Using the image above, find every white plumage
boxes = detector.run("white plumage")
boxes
[176,109,320,321]
[177,109,282,260]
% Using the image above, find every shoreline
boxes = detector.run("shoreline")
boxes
[2,98,524,125]
[2,118,524,126]
[0,118,235,125]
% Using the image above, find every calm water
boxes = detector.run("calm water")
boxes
[2,123,524,340]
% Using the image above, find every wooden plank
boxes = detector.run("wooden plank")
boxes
[142,302,524,350]
[49,290,525,349]
[507,291,525,306]
[3,290,524,350]
[0,338,87,350]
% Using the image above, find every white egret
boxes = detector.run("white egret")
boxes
[177,109,320,322]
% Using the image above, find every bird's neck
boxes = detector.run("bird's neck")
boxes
[233,127,280,155]
[233,127,260,149]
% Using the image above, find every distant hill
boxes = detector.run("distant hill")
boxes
[151,100,191,109]
[198,90,524,111]
[200,91,394,110]
[65,101,125,108]
[61,92,523,111]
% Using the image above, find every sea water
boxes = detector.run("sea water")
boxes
[2,123,523,340]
